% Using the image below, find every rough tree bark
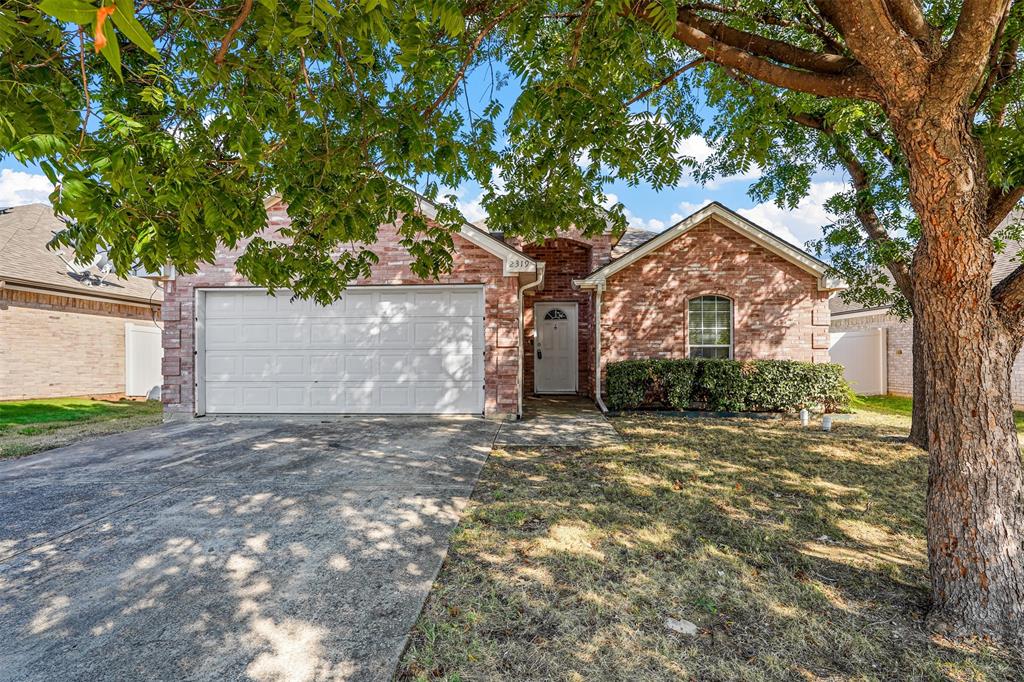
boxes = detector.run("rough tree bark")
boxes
[909,310,929,449]
[896,111,1024,641]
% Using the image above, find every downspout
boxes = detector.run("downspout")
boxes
[517,263,546,419]
[593,280,608,413]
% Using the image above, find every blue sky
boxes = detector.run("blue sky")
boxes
[0,65,848,252]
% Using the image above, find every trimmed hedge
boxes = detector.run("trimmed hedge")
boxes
[605,358,851,413]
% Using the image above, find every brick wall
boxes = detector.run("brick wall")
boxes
[522,238,596,396]
[599,217,831,374]
[831,311,1024,407]
[0,288,160,400]
[162,204,522,417]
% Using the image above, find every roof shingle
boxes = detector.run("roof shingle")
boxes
[0,204,163,304]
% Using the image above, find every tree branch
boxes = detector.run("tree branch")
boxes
[884,0,933,46]
[971,17,1017,118]
[569,0,595,68]
[935,0,1013,103]
[811,0,925,78]
[676,8,857,75]
[214,0,253,66]
[423,1,524,119]
[656,6,881,101]
[682,1,843,49]
[790,112,914,300]
[625,57,705,106]
[988,186,1024,233]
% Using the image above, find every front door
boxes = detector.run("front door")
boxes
[534,302,578,394]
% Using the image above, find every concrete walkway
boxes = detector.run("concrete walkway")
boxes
[493,397,623,448]
[0,417,498,682]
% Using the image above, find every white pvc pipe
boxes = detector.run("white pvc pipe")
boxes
[516,264,546,419]
[594,281,608,413]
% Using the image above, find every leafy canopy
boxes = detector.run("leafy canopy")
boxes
[3,0,1023,304]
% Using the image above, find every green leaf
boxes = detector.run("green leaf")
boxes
[38,0,95,24]
[97,18,121,79]
[314,0,339,17]
[111,0,159,58]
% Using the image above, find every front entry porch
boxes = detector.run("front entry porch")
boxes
[493,396,622,448]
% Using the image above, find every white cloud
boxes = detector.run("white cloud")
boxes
[737,180,848,248]
[675,135,761,189]
[603,192,666,232]
[0,169,53,206]
[457,190,487,224]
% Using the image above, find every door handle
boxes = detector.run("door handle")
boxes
[537,349,542,359]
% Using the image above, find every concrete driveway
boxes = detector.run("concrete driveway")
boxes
[0,417,498,681]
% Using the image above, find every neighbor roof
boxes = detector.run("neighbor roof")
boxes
[611,228,658,258]
[830,207,1024,316]
[0,204,163,305]
[580,202,844,291]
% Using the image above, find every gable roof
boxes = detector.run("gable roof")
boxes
[0,204,163,305]
[579,202,843,291]
[263,192,538,278]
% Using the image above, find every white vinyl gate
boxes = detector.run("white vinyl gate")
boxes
[198,286,485,415]
[829,328,887,395]
[125,322,164,398]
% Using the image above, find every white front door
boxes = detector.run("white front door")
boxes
[534,302,578,394]
[199,286,485,414]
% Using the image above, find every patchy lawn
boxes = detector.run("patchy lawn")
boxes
[852,393,1024,431]
[0,397,162,459]
[399,409,1023,681]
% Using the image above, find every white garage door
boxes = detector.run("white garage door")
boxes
[200,286,485,414]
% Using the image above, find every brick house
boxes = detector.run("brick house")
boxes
[0,204,164,401]
[830,209,1024,405]
[161,199,841,419]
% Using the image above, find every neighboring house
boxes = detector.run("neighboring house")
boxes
[0,204,164,401]
[830,209,1024,403]
[161,199,841,419]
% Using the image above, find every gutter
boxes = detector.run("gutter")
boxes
[516,264,546,419]
[0,278,162,307]
[593,280,608,413]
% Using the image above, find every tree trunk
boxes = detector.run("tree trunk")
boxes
[898,113,1024,642]
[909,305,928,450]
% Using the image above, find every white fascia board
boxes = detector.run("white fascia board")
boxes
[579,203,843,291]
[830,305,896,320]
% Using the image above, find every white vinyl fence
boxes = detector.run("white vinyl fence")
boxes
[125,322,163,399]
[829,328,887,395]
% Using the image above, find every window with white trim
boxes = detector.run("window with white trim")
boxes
[688,296,732,359]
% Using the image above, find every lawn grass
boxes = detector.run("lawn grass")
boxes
[399,410,1022,681]
[0,397,162,459]
[851,393,1024,431]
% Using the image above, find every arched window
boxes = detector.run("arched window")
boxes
[544,308,568,320]
[688,296,732,359]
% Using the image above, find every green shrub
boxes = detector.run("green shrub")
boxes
[604,359,697,411]
[662,360,698,410]
[692,359,749,411]
[605,360,654,410]
[604,358,851,413]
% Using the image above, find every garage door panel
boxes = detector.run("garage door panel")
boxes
[241,323,274,344]
[202,287,485,414]
[379,322,412,345]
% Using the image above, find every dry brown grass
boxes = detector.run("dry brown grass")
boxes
[398,410,1023,681]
